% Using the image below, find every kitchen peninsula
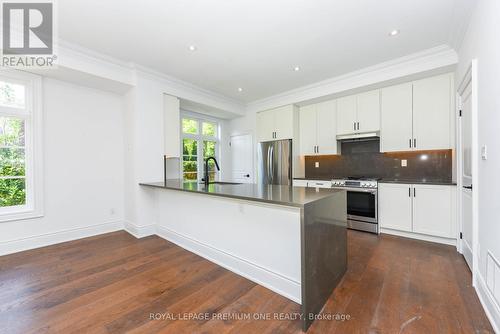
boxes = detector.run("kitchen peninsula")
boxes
[140,180,347,331]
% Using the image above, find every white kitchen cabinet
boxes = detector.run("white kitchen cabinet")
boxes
[378,183,413,232]
[380,83,413,152]
[336,95,357,135]
[257,105,296,142]
[412,74,452,150]
[379,182,456,240]
[412,184,455,238]
[293,179,309,187]
[299,100,337,155]
[380,73,454,152]
[337,90,380,136]
[356,90,380,133]
[299,105,317,155]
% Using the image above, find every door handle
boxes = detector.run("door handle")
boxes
[463,185,473,190]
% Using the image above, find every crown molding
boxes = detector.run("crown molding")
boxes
[53,39,245,115]
[246,44,458,113]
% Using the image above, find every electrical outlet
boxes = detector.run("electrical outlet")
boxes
[401,159,407,167]
[315,162,320,168]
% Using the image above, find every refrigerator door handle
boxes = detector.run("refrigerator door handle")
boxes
[267,146,271,184]
[270,145,274,183]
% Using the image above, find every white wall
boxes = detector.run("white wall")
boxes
[457,0,500,330]
[0,78,125,254]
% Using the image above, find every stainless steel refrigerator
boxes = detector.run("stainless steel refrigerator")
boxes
[258,139,292,185]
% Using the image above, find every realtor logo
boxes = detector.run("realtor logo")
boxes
[1,1,57,67]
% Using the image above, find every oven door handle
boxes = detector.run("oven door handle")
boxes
[331,186,377,193]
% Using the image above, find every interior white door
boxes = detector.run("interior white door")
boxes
[356,89,380,133]
[230,133,253,183]
[413,74,452,150]
[380,83,413,152]
[336,95,357,135]
[459,72,474,270]
[316,100,337,154]
[378,183,413,232]
[299,104,317,155]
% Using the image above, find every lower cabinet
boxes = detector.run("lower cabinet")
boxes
[379,183,456,239]
[378,183,413,232]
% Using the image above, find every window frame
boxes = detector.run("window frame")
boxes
[180,112,220,183]
[0,70,43,222]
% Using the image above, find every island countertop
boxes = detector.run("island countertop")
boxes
[140,180,343,208]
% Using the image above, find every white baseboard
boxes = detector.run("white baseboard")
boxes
[476,272,500,333]
[381,228,457,246]
[155,225,301,304]
[124,221,156,238]
[0,220,124,256]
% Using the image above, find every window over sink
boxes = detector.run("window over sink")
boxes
[181,114,220,183]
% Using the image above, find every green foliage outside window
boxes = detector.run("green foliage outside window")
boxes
[0,117,26,207]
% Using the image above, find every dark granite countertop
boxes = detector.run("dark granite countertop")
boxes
[140,180,343,208]
[379,178,457,186]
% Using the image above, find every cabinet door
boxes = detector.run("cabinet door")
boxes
[316,100,337,154]
[293,179,309,187]
[380,83,413,152]
[299,105,317,155]
[378,183,412,232]
[357,90,380,133]
[256,110,275,142]
[274,105,294,140]
[412,184,454,238]
[336,95,357,135]
[413,74,452,150]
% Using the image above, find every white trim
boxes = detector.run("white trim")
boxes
[381,228,457,246]
[155,225,302,304]
[476,272,500,333]
[124,221,156,238]
[0,220,123,256]
[247,45,458,112]
[0,70,43,222]
[470,59,479,288]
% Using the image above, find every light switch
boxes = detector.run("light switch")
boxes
[315,162,320,168]
[401,159,407,167]
[482,145,488,160]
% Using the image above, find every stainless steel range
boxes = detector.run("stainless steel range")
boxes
[331,177,379,234]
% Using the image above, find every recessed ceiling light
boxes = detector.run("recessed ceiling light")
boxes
[389,29,400,36]
[237,87,243,92]
[188,45,197,51]
[293,66,300,72]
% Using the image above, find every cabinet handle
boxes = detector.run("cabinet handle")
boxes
[409,187,411,197]
[357,122,360,131]
[353,122,356,131]
[317,146,319,153]
[413,138,417,148]
[414,188,416,197]
[409,139,412,148]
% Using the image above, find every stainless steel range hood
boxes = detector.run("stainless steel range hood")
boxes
[336,131,380,142]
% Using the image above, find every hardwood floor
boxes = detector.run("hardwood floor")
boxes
[0,230,493,333]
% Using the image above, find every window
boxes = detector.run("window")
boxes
[0,71,42,222]
[181,115,220,183]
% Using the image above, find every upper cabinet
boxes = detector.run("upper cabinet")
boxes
[299,100,337,155]
[256,105,296,142]
[412,74,453,150]
[381,73,454,152]
[337,90,380,136]
[380,83,414,152]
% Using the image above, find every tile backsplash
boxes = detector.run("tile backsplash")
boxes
[304,140,452,181]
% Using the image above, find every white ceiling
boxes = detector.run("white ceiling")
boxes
[59,0,472,103]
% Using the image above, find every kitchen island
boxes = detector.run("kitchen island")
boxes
[140,180,347,331]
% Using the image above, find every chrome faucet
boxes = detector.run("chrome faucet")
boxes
[203,157,220,186]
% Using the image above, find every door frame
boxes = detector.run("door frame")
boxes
[457,59,479,286]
